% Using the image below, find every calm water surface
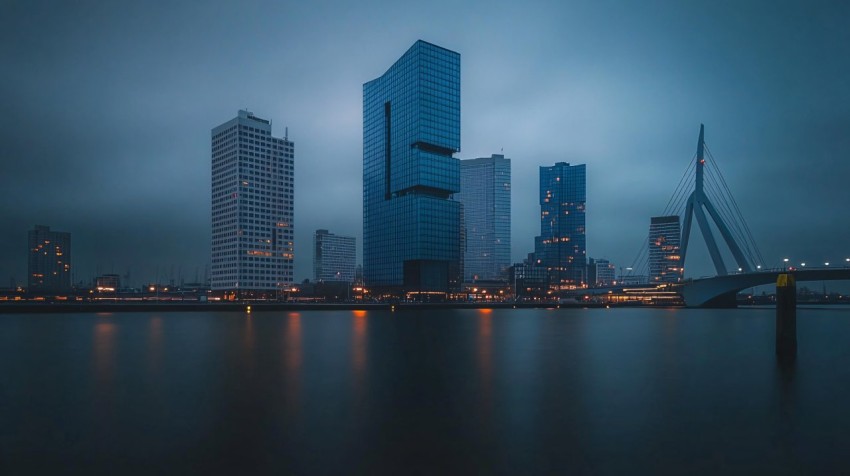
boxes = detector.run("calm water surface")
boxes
[2,307,850,474]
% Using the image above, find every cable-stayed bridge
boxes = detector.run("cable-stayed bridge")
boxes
[626,125,850,307]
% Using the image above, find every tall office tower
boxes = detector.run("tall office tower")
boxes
[211,110,295,292]
[314,229,356,283]
[649,215,682,283]
[458,154,511,281]
[28,225,71,293]
[534,162,587,288]
[363,40,461,293]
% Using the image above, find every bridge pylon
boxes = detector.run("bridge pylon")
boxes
[680,125,753,276]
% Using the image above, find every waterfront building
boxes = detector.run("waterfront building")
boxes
[649,215,682,283]
[620,274,649,285]
[362,40,461,293]
[458,154,511,281]
[314,229,356,283]
[211,110,295,291]
[95,274,120,293]
[510,261,549,297]
[534,162,587,288]
[588,258,616,286]
[27,225,71,293]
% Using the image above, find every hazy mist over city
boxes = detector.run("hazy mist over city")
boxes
[2,0,849,286]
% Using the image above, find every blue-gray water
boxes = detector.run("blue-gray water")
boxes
[2,307,850,474]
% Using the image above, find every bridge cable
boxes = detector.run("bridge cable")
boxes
[703,163,760,266]
[704,144,766,266]
[624,153,694,282]
[703,165,750,252]
[703,166,759,267]
[703,148,764,268]
[662,154,696,217]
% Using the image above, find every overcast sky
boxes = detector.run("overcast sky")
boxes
[1,0,849,287]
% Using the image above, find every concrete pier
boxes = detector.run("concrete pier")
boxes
[776,274,797,363]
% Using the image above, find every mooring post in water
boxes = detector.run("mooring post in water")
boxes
[776,273,797,362]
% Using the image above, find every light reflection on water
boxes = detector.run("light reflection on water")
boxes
[3,307,850,473]
[283,311,302,416]
[92,319,116,386]
[476,309,493,420]
[351,310,368,393]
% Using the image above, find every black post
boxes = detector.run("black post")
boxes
[776,273,797,363]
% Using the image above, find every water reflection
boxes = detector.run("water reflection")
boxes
[92,318,117,420]
[93,319,116,384]
[284,312,302,371]
[476,309,493,416]
[660,311,680,369]
[6,308,850,474]
[283,312,302,412]
[352,311,368,395]
[147,315,163,377]
[243,313,256,375]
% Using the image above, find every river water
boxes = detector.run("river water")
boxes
[2,307,849,474]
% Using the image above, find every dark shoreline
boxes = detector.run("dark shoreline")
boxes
[0,300,632,314]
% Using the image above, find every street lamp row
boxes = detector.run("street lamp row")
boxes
[781,257,850,269]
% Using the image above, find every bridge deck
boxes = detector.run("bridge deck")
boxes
[680,268,850,307]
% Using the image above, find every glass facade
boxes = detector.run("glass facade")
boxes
[314,229,356,283]
[211,110,295,291]
[649,215,682,283]
[458,154,511,281]
[363,40,461,291]
[534,162,587,287]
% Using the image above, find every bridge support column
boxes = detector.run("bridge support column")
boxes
[776,274,796,363]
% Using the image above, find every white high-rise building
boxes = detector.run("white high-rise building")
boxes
[211,110,295,291]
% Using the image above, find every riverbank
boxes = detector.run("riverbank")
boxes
[0,300,631,314]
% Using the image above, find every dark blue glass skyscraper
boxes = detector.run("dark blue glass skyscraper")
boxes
[534,162,587,288]
[363,40,461,292]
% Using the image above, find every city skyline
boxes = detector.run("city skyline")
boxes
[2,1,850,286]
